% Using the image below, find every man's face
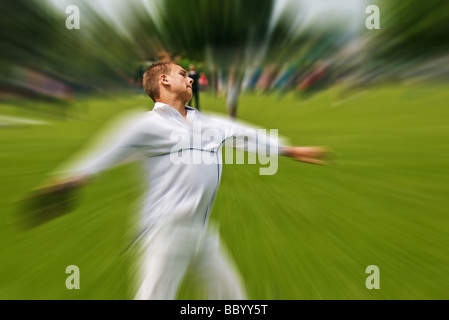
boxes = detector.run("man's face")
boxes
[167,64,193,103]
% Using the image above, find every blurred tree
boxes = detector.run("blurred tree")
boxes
[1,0,160,100]
[366,1,449,61]
[154,0,277,118]
[151,0,362,116]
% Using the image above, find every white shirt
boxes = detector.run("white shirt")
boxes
[61,102,285,234]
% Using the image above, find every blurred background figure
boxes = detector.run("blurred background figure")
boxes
[187,64,200,110]
[226,64,241,119]
[199,72,208,91]
[297,60,329,100]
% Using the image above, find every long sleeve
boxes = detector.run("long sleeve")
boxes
[208,114,289,156]
[206,113,290,175]
[52,111,148,180]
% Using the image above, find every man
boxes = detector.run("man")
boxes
[37,60,330,299]
[187,64,200,110]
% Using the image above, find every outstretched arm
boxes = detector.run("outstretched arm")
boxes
[17,111,148,229]
[43,110,149,188]
[208,113,333,166]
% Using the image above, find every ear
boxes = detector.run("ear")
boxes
[160,74,170,86]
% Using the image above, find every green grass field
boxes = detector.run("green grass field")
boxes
[1,84,448,299]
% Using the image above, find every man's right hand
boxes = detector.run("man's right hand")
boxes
[15,175,91,230]
[283,146,333,165]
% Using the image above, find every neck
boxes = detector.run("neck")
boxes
[156,97,187,118]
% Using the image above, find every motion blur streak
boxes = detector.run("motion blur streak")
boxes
[1,0,448,299]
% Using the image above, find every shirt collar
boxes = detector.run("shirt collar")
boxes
[153,102,196,112]
[153,102,198,121]
[153,102,171,111]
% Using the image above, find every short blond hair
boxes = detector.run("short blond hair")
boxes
[143,60,179,102]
